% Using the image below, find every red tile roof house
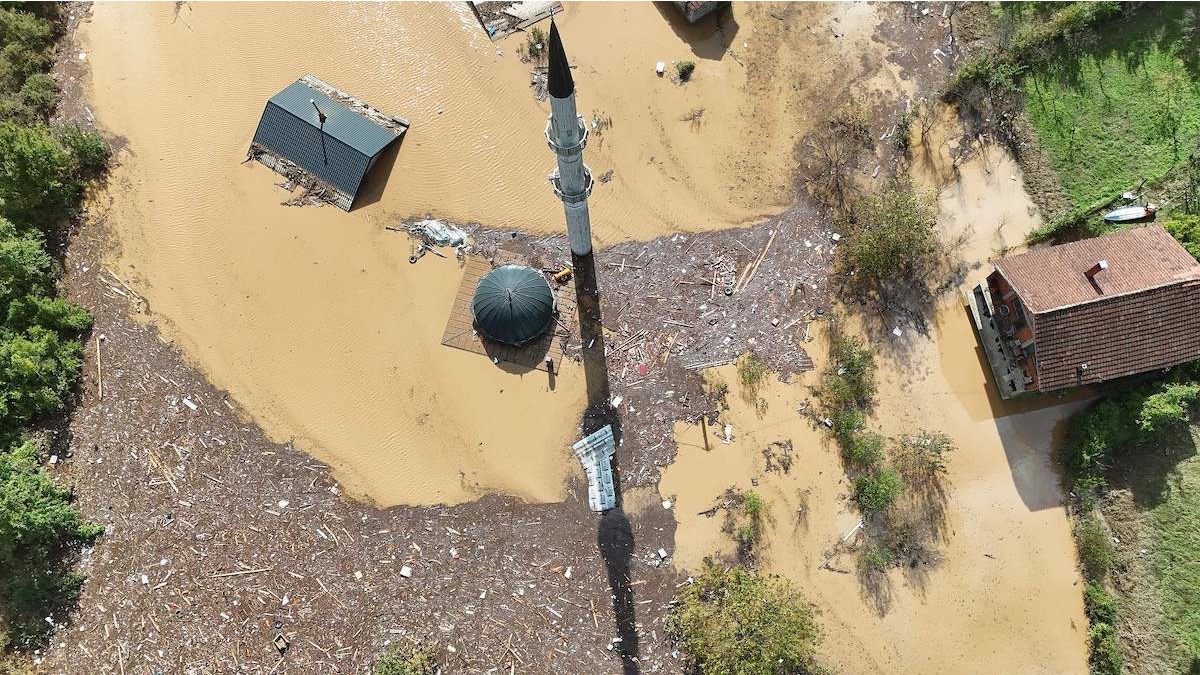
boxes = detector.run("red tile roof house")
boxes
[965,225,1200,399]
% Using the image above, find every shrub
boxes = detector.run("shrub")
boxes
[1138,382,1200,432]
[676,60,696,82]
[668,562,822,674]
[1165,214,1200,260]
[854,469,903,513]
[17,73,56,118]
[895,431,954,480]
[842,177,941,292]
[1088,621,1124,675]
[1083,582,1118,626]
[524,25,546,63]
[374,645,435,675]
[862,546,893,571]
[832,407,865,442]
[826,335,876,406]
[845,430,884,468]
[737,351,768,399]
[1075,517,1114,582]
[57,125,110,178]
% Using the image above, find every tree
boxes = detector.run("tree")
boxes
[0,325,87,432]
[0,216,54,309]
[1138,382,1200,432]
[0,441,103,647]
[0,122,78,229]
[842,177,942,293]
[669,562,822,675]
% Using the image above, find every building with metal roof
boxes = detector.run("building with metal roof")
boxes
[249,75,409,211]
[472,265,556,346]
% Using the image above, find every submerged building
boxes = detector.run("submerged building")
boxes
[471,264,557,346]
[967,225,1200,398]
[249,75,409,211]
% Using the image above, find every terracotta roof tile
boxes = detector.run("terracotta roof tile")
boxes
[994,226,1200,313]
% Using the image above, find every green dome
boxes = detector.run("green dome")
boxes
[472,264,556,346]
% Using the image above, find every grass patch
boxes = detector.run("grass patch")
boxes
[1150,450,1200,661]
[1021,4,1200,218]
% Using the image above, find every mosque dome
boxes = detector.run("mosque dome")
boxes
[471,264,556,346]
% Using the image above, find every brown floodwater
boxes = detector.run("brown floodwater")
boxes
[78,1,908,506]
[662,125,1090,672]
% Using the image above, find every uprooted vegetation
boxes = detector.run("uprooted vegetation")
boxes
[721,489,768,564]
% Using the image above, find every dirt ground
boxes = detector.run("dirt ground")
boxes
[28,2,1100,674]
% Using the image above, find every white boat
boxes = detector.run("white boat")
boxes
[1103,204,1157,222]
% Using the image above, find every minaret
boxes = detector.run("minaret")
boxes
[545,21,594,257]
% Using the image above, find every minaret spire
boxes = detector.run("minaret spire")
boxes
[544,19,594,257]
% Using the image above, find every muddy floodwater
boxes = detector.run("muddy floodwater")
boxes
[662,135,1091,672]
[79,1,909,506]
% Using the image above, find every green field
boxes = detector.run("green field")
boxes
[1150,440,1200,666]
[1023,6,1200,211]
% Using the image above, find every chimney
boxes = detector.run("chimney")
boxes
[1085,260,1109,279]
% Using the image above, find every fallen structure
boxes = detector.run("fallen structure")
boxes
[966,225,1200,398]
[572,424,616,511]
[672,1,730,24]
[248,75,410,211]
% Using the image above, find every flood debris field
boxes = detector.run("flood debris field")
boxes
[27,1,1093,674]
[43,222,682,673]
[475,198,836,488]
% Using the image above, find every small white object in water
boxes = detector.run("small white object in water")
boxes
[656,61,665,74]
[723,424,733,443]
[662,500,672,510]
[893,326,903,337]
[78,52,87,61]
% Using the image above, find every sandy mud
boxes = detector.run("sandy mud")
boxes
[661,128,1091,672]
[78,1,916,507]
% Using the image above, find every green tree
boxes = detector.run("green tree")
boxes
[669,562,822,674]
[0,441,103,647]
[0,217,54,308]
[0,325,87,432]
[842,177,941,292]
[1164,214,1200,260]
[1138,382,1200,432]
[0,122,78,229]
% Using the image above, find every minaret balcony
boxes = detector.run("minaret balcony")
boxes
[545,114,589,157]
[548,165,594,204]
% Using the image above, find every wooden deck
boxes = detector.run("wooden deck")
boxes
[441,251,576,372]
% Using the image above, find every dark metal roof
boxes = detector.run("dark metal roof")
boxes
[251,81,399,199]
[547,21,573,99]
[472,265,556,346]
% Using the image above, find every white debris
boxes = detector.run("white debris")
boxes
[564,566,573,579]
[182,398,198,411]
[572,425,618,511]
[140,574,149,586]
[892,326,903,337]
[399,566,413,578]
[277,500,289,509]
[831,233,841,242]
[662,500,673,510]
[656,61,666,74]
[657,548,669,559]
[354,570,363,580]
[48,454,58,465]
[723,424,733,444]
